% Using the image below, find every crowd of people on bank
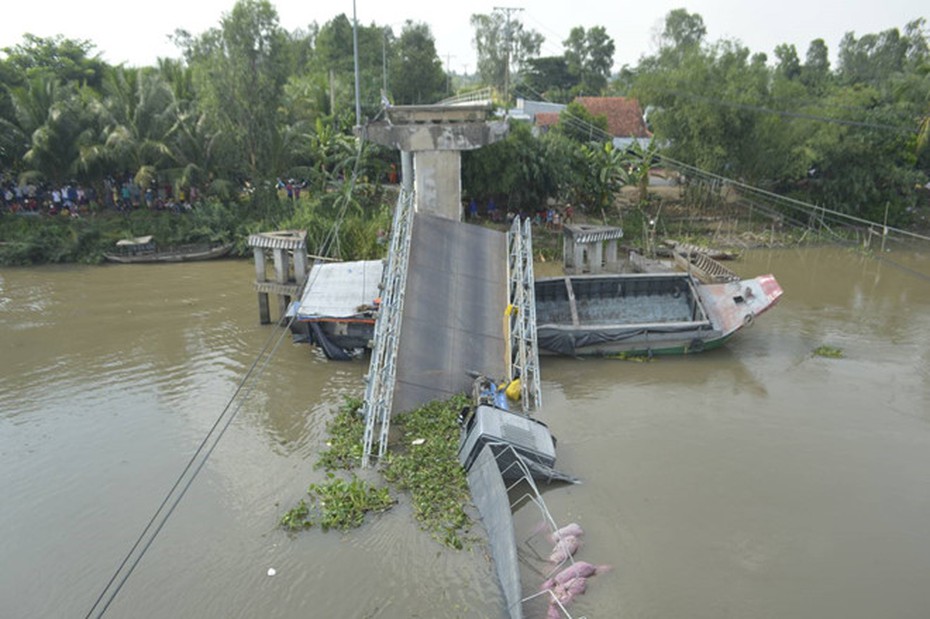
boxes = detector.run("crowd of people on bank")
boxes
[1,173,201,217]
[467,197,575,231]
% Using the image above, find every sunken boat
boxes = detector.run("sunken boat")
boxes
[534,272,783,357]
[286,260,383,359]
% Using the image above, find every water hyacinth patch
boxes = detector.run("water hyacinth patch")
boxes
[281,394,474,548]
[382,394,473,549]
[813,345,844,358]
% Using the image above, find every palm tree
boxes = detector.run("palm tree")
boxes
[10,76,104,184]
[88,67,177,188]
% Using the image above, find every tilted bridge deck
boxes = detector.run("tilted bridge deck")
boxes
[392,213,508,415]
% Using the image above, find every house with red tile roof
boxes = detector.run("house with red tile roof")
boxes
[574,96,652,148]
[517,96,652,149]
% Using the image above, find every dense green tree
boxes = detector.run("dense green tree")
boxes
[520,56,575,101]
[86,67,177,187]
[837,23,927,87]
[1,35,107,171]
[308,15,393,120]
[470,11,543,101]
[177,0,290,181]
[13,79,105,184]
[660,9,706,53]
[801,38,831,92]
[580,141,629,210]
[800,84,921,222]
[389,21,446,104]
[563,26,616,95]
[1,34,106,90]
[637,8,707,76]
[774,44,801,80]
[462,121,584,208]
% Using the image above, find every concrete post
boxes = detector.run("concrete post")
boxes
[254,247,270,324]
[248,231,307,325]
[414,151,462,219]
[590,242,604,274]
[574,244,585,274]
[401,150,413,194]
[605,239,619,272]
[563,235,574,272]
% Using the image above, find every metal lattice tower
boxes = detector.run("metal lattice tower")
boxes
[506,217,542,413]
[361,188,416,467]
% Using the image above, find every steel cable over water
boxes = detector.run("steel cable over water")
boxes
[82,311,295,619]
[85,141,370,619]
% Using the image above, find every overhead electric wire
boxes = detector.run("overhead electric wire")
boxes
[85,319,294,618]
[652,89,916,134]
[85,139,371,618]
[512,83,930,249]
[657,153,930,243]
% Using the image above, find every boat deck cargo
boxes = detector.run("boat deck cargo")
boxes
[535,272,782,356]
[287,260,383,358]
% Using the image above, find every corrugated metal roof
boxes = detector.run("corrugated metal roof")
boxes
[247,230,307,250]
[294,260,383,318]
[564,224,624,244]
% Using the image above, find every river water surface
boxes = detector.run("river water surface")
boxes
[2,246,930,618]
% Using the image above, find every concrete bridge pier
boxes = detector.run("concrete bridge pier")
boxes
[248,230,308,324]
[563,224,624,274]
[359,104,508,220]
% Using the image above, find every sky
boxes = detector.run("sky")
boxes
[1,0,926,74]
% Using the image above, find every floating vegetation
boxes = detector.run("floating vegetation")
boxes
[383,394,473,549]
[813,345,844,358]
[315,397,365,471]
[280,474,394,531]
[281,394,474,548]
[607,352,651,362]
[384,395,471,549]
[280,499,311,531]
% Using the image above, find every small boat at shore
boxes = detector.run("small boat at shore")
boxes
[104,236,233,263]
[534,271,783,356]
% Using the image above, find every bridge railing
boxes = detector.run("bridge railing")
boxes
[436,86,494,107]
[361,188,416,467]
[506,217,542,413]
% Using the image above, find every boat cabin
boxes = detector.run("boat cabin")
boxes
[458,404,558,478]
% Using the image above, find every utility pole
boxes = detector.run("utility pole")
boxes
[352,0,361,127]
[382,28,388,96]
[445,53,455,95]
[494,6,522,105]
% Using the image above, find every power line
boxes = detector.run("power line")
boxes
[652,89,916,134]
[84,314,294,619]
[509,83,930,246]
[85,140,372,618]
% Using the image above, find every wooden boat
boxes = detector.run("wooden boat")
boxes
[104,236,233,263]
[534,271,783,356]
[671,248,740,283]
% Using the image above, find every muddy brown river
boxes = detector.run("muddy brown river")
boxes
[2,245,930,618]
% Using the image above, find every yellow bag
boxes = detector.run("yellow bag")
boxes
[505,378,521,401]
